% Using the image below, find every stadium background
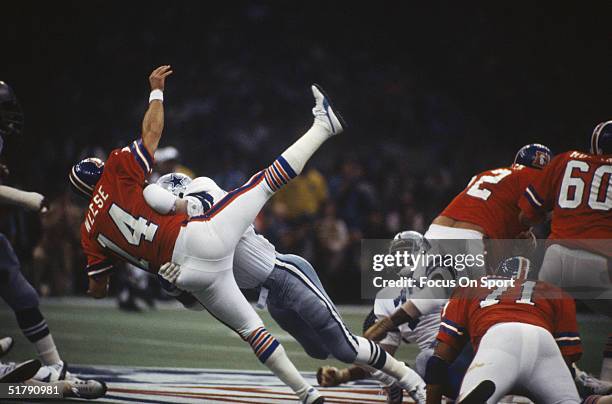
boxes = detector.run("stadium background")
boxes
[0,1,611,390]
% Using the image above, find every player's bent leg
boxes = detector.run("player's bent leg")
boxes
[457,329,520,403]
[271,255,424,400]
[0,242,62,368]
[186,266,321,403]
[267,303,330,360]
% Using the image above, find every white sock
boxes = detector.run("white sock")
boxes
[264,344,314,400]
[34,334,61,365]
[280,123,331,176]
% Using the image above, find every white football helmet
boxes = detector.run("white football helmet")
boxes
[156,173,192,198]
[389,230,430,276]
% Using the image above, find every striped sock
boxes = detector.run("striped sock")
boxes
[245,327,314,400]
[262,156,297,193]
[278,124,331,178]
[15,308,61,365]
[16,307,50,343]
[355,336,424,390]
[355,336,387,370]
[245,327,280,363]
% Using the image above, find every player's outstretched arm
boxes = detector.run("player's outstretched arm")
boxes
[0,185,48,212]
[141,65,173,156]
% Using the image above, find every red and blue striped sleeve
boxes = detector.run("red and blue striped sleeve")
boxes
[107,139,155,184]
[436,298,469,351]
[553,293,582,358]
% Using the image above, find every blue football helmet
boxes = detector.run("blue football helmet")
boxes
[591,120,612,155]
[69,157,105,199]
[513,144,552,169]
[156,172,192,198]
[0,81,23,138]
[496,256,530,280]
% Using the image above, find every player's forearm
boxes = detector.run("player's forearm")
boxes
[141,100,164,154]
[0,185,45,211]
[142,65,172,154]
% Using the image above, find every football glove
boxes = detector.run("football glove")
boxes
[158,262,181,296]
[364,316,394,342]
[316,366,350,387]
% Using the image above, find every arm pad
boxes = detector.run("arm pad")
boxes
[425,355,450,385]
[0,185,44,211]
[143,183,177,214]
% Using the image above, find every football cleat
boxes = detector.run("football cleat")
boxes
[0,336,13,357]
[384,382,404,403]
[303,386,324,404]
[32,360,67,382]
[591,120,612,155]
[311,84,346,135]
[69,157,105,199]
[514,143,552,169]
[575,365,612,395]
[64,378,108,400]
[0,359,41,383]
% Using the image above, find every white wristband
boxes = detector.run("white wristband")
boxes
[149,89,164,103]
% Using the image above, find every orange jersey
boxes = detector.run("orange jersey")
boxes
[436,278,582,359]
[80,139,188,277]
[519,151,612,255]
[441,164,542,239]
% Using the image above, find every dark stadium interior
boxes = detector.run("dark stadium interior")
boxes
[1,1,610,302]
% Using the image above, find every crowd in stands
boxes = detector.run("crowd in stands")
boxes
[2,2,608,302]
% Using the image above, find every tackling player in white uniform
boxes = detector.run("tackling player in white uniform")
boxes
[148,175,428,403]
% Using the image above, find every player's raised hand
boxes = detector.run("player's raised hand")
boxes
[149,65,173,91]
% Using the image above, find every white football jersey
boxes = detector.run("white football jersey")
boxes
[373,287,444,351]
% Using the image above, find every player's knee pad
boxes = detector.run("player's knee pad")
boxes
[458,380,495,404]
[15,307,49,342]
